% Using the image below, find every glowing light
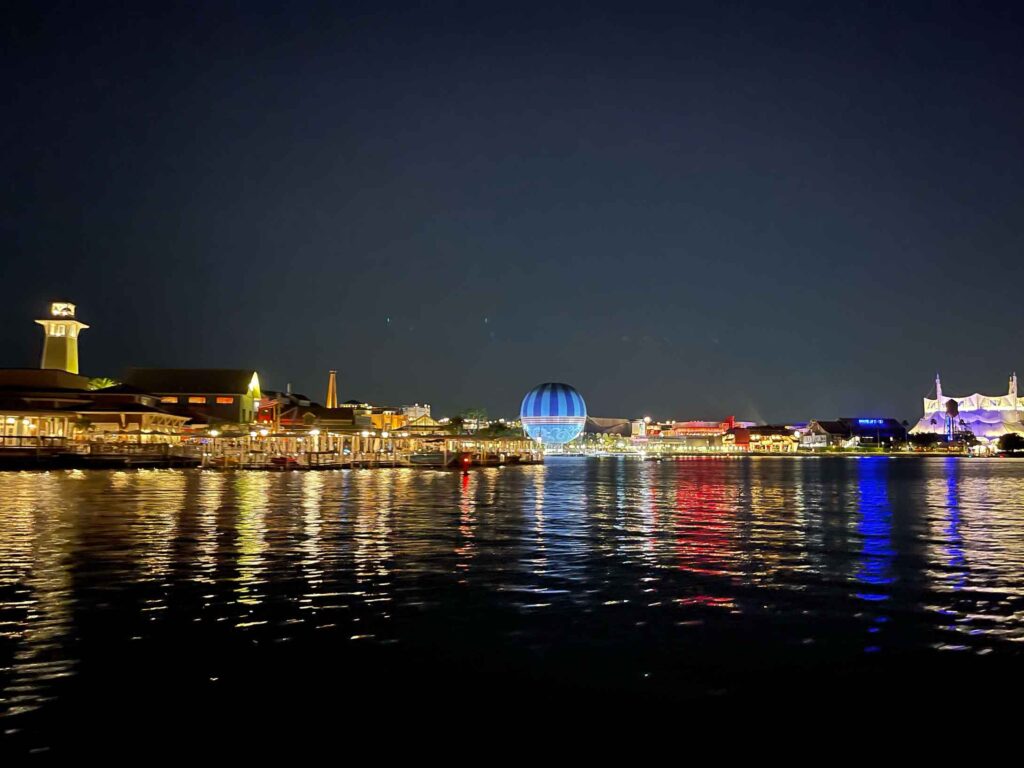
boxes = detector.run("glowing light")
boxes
[209,429,220,438]
[259,429,269,437]
[310,429,320,436]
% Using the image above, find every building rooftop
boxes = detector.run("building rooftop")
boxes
[125,368,258,395]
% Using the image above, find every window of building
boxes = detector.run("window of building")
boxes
[215,396,234,404]
[160,396,179,404]
[188,396,207,404]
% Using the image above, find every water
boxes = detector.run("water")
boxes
[2,456,1024,750]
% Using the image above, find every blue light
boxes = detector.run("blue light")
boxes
[857,418,885,425]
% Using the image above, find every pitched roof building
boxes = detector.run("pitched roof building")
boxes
[123,368,262,426]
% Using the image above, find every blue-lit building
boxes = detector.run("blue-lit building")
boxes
[520,383,587,445]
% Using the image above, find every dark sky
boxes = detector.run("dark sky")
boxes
[3,1,1023,422]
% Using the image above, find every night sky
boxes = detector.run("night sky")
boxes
[3,1,1023,422]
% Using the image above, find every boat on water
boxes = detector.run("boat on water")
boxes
[409,451,447,467]
[408,450,525,469]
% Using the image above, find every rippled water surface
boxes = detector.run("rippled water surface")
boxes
[3,456,1024,750]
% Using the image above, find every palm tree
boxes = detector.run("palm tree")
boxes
[87,377,120,390]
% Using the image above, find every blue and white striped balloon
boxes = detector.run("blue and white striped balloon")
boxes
[520,382,587,445]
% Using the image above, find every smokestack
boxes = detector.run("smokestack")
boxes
[326,370,338,409]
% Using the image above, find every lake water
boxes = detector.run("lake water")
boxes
[2,456,1024,752]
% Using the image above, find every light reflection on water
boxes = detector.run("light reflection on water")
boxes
[2,456,1024,729]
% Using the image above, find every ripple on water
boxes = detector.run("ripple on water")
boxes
[1,457,1024,731]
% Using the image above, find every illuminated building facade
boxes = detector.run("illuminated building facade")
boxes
[125,369,262,425]
[402,403,432,421]
[910,373,1023,442]
[2,304,188,446]
[724,425,799,452]
[801,418,905,449]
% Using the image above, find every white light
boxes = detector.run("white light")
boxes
[259,429,269,437]
[381,431,389,439]
[249,431,257,438]
[310,429,320,436]
[210,429,220,438]
[361,431,370,438]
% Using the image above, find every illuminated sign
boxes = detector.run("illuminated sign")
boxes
[857,419,885,425]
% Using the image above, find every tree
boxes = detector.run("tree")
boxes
[909,433,943,450]
[476,421,524,439]
[998,433,1024,453]
[454,408,488,432]
[87,377,120,390]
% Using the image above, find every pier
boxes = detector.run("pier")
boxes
[0,432,543,471]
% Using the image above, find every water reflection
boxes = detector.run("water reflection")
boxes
[3,457,1024,734]
[854,458,895,601]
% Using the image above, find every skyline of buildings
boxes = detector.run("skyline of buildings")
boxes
[2,300,1021,453]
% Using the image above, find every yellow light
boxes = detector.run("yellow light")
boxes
[381,431,389,439]
[210,430,220,437]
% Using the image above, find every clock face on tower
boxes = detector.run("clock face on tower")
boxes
[50,302,76,318]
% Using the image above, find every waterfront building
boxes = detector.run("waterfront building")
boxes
[72,383,190,437]
[909,373,1024,442]
[406,413,442,432]
[584,416,632,436]
[2,304,188,449]
[800,420,849,449]
[724,425,799,452]
[644,417,757,452]
[124,368,262,426]
[800,418,905,449]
